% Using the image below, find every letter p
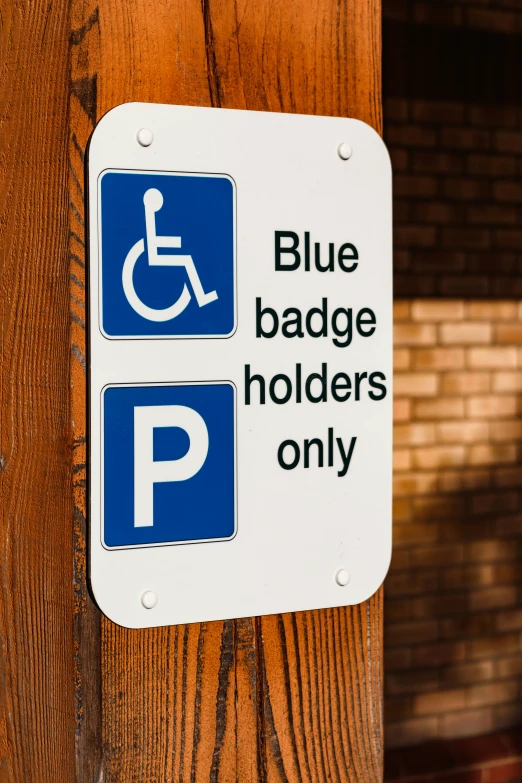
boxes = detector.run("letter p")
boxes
[133,405,209,528]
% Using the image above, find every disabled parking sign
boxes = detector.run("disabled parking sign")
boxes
[88,103,393,628]
[103,383,235,548]
[99,170,235,338]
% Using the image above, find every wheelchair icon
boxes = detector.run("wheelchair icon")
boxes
[122,188,218,322]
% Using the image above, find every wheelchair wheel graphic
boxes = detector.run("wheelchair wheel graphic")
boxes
[122,238,192,322]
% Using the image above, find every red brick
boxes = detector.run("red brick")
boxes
[394,398,411,422]
[468,347,518,369]
[385,621,439,649]
[395,225,437,248]
[442,127,490,151]
[413,445,465,470]
[393,301,410,321]
[384,98,409,121]
[393,498,412,523]
[468,680,518,708]
[440,276,490,297]
[496,656,522,678]
[494,465,522,487]
[442,372,490,394]
[411,300,465,321]
[394,522,438,547]
[467,7,518,33]
[394,373,438,396]
[438,467,491,493]
[393,473,438,497]
[394,323,437,346]
[409,544,464,568]
[495,130,522,153]
[386,569,438,597]
[414,398,465,420]
[385,717,438,749]
[496,323,522,343]
[468,634,520,660]
[412,251,466,274]
[386,124,437,148]
[413,151,463,175]
[437,421,488,444]
[411,101,465,125]
[384,696,413,723]
[496,609,522,633]
[393,449,410,471]
[411,201,465,224]
[413,641,466,668]
[468,540,519,562]
[441,661,494,687]
[468,105,519,128]
[395,174,438,198]
[492,372,522,393]
[469,586,517,612]
[442,227,491,250]
[467,395,517,419]
[468,301,517,320]
[467,153,517,178]
[468,204,517,225]
[468,443,517,466]
[492,704,522,732]
[443,178,490,201]
[493,180,522,202]
[414,2,463,25]
[413,496,464,520]
[389,147,408,171]
[442,564,495,589]
[393,348,410,371]
[394,423,435,446]
[495,229,522,249]
[440,615,495,641]
[495,513,522,536]
[440,322,492,345]
[439,708,492,740]
[414,348,465,370]
[469,490,518,516]
[414,688,467,717]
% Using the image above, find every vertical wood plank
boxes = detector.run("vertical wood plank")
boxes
[0,1,76,781]
[69,0,383,779]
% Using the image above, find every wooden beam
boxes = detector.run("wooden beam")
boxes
[0,1,76,780]
[69,0,384,779]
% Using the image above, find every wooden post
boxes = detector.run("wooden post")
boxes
[4,0,383,779]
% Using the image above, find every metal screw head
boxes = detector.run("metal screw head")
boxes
[335,569,351,587]
[137,128,154,147]
[141,590,158,609]
[337,142,353,160]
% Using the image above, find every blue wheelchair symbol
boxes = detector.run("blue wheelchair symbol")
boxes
[99,171,236,338]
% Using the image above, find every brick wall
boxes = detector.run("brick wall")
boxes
[384,0,522,748]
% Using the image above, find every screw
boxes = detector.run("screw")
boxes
[337,142,352,161]
[141,590,158,609]
[137,128,154,147]
[335,569,351,587]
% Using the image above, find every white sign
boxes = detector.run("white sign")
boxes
[88,103,393,628]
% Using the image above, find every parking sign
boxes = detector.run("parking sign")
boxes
[103,383,236,548]
[88,103,393,628]
[99,171,235,338]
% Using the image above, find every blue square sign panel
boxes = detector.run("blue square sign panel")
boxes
[99,170,236,338]
[102,383,236,548]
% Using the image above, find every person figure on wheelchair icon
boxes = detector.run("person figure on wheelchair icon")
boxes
[122,188,218,322]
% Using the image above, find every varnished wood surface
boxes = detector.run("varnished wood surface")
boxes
[0,1,76,780]
[70,0,384,779]
[4,0,384,779]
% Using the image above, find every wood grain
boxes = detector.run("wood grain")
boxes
[0,0,76,781]
[68,0,384,780]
